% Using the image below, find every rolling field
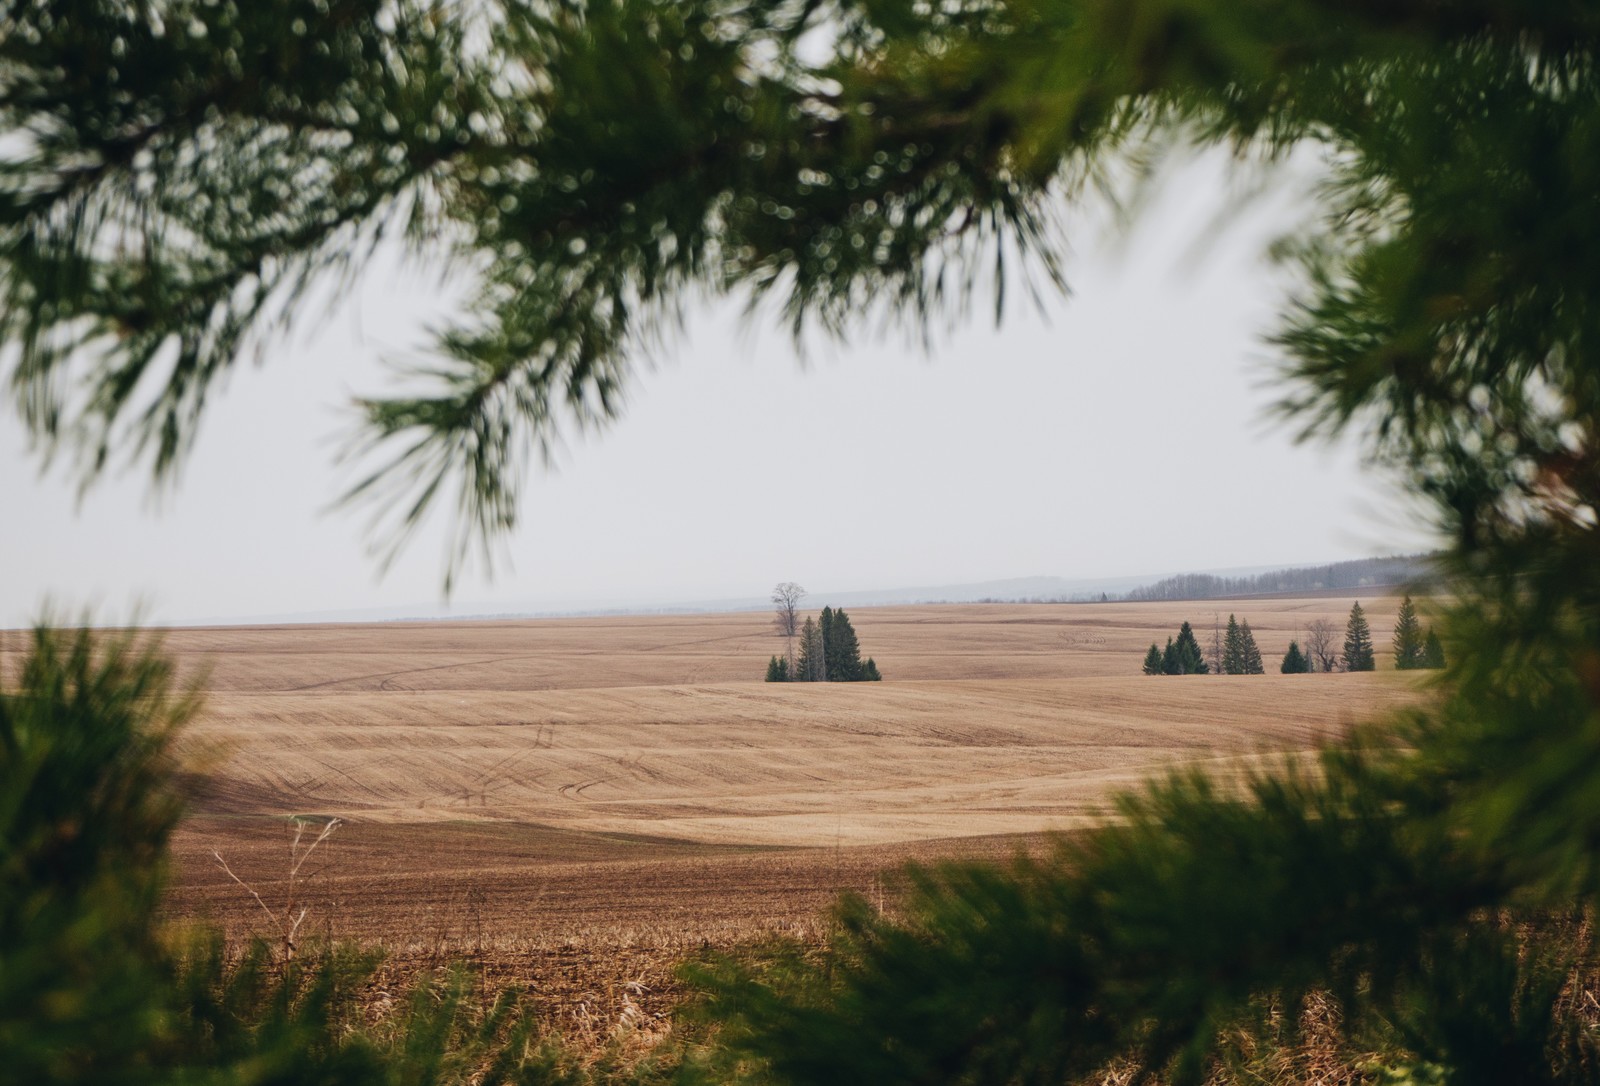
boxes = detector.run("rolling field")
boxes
[62,596,1425,1037]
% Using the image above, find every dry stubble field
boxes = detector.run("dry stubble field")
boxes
[54,596,1424,1039]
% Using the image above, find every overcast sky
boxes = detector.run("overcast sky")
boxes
[0,151,1437,628]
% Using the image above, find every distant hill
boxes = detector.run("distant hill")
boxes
[154,557,1436,627]
[1121,554,1438,603]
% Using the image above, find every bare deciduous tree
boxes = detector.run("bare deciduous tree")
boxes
[773,582,806,675]
[772,582,805,638]
[1305,618,1339,673]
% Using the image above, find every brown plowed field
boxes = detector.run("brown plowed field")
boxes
[64,597,1424,1040]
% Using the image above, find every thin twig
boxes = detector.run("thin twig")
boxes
[288,817,341,881]
[213,849,281,927]
[213,816,342,962]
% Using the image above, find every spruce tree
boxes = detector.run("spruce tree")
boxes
[1161,637,1181,675]
[825,608,865,681]
[1280,641,1310,674]
[820,606,841,679]
[766,655,784,682]
[1143,644,1163,676]
[1423,629,1446,670]
[861,658,882,681]
[1174,621,1208,675]
[1240,620,1265,675]
[1222,615,1245,675]
[796,617,827,682]
[1343,602,1376,672]
[1393,595,1426,670]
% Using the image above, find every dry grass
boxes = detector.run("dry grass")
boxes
[95,598,1411,691]
[178,673,1404,842]
[14,597,1423,1061]
[154,599,1415,842]
[142,596,1423,930]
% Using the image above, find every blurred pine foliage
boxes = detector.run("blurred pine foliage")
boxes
[9,1,1600,1081]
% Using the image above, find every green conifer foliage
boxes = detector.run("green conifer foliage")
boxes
[1240,620,1265,675]
[778,607,878,681]
[22,4,1600,1081]
[1221,616,1265,675]
[1344,602,1377,672]
[1143,644,1163,675]
[1,625,193,1082]
[1281,641,1310,674]
[1393,595,1426,670]
[861,658,883,681]
[765,655,790,682]
[1423,629,1446,670]
[1,624,580,1084]
[796,617,826,682]
[825,608,864,681]
[1222,615,1244,675]
[1174,621,1208,675]
[1161,637,1181,675]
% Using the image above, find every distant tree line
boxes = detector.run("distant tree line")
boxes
[768,587,882,682]
[1123,554,1437,603]
[1144,599,1445,675]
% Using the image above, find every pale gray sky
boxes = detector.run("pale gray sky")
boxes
[0,151,1436,627]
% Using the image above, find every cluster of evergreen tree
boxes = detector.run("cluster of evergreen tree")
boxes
[1142,621,1208,674]
[1221,615,1265,675]
[767,606,882,682]
[1339,597,1446,672]
[1143,617,1271,675]
[1141,600,1447,676]
[1142,602,1448,676]
[1392,595,1447,670]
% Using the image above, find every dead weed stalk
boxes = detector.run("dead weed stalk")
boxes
[213,816,342,962]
